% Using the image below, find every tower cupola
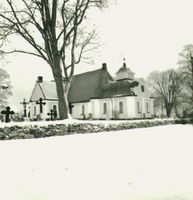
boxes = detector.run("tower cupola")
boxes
[115,58,135,81]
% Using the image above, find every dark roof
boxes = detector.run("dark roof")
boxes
[68,68,113,103]
[68,69,138,102]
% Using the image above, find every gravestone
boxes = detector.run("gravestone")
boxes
[36,98,46,113]
[20,98,28,117]
[47,109,57,121]
[1,106,14,123]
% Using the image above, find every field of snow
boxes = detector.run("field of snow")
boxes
[0,124,192,200]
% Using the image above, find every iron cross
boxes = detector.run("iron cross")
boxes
[1,106,14,123]
[36,98,46,113]
[47,109,57,120]
[20,98,28,117]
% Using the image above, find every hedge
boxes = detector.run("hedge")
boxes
[0,118,192,140]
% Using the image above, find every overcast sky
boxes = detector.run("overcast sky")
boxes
[1,0,193,111]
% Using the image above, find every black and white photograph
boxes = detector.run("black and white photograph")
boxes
[0,0,193,199]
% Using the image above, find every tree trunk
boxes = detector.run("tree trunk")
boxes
[64,81,72,119]
[55,77,69,119]
[52,64,70,120]
[165,103,172,118]
[174,102,180,118]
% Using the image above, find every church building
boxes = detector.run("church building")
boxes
[28,61,154,120]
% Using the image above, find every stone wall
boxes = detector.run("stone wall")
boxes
[0,118,192,140]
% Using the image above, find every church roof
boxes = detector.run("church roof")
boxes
[30,80,58,102]
[68,68,113,103]
[30,65,138,103]
[40,81,58,99]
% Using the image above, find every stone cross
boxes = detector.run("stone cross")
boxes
[20,98,28,117]
[1,106,14,123]
[36,98,46,113]
[47,109,57,120]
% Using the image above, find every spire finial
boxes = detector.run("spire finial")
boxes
[123,58,126,68]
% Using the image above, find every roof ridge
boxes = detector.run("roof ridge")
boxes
[73,68,102,77]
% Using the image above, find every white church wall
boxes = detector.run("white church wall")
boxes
[29,100,58,120]
[90,99,100,119]
[97,98,112,119]
[133,97,154,119]
[71,102,91,119]
[133,79,151,98]
[126,96,137,118]
[134,97,143,118]
[141,98,153,118]
[150,98,154,116]
[44,100,59,119]
[29,102,39,120]
[97,97,137,119]
[111,97,129,119]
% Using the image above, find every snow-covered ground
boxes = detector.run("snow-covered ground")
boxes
[0,117,174,128]
[0,124,192,200]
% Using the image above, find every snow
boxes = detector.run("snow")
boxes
[0,124,193,200]
[0,117,174,128]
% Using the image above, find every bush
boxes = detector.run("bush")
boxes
[175,118,192,124]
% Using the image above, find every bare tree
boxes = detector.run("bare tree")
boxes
[148,69,182,118]
[0,0,111,119]
[0,68,12,105]
[177,44,193,115]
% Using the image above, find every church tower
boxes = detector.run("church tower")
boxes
[115,59,135,81]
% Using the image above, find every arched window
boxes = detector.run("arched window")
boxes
[137,102,141,113]
[81,105,85,115]
[103,103,107,114]
[141,85,145,92]
[119,102,123,114]
[34,106,36,115]
[146,102,149,113]
[53,105,57,112]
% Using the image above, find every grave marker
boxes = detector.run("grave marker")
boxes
[36,98,46,113]
[1,106,14,123]
[47,109,57,120]
[20,98,28,117]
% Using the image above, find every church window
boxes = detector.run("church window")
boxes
[103,103,107,114]
[119,102,123,114]
[137,102,141,113]
[146,102,149,113]
[34,106,36,115]
[81,105,85,115]
[141,85,144,92]
[53,105,57,112]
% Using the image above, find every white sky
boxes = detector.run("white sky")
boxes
[1,0,193,111]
